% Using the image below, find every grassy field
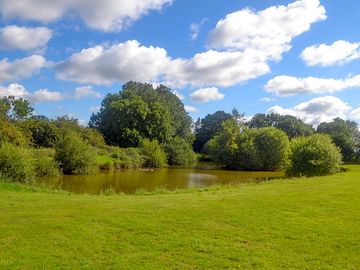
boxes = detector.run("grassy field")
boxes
[0,166,360,269]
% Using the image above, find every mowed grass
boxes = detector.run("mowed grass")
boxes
[1,167,360,269]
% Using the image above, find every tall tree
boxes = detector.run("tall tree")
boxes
[317,118,360,162]
[193,110,232,152]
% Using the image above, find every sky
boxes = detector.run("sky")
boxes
[0,0,360,126]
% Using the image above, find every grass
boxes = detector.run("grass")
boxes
[0,166,360,269]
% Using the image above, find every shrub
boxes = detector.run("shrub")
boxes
[139,139,167,168]
[165,137,197,166]
[253,127,290,171]
[34,156,61,177]
[0,142,35,183]
[110,148,144,169]
[55,132,97,175]
[0,119,28,146]
[287,134,342,177]
[96,155,114,170]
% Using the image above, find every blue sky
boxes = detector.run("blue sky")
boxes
[0,0,360,126]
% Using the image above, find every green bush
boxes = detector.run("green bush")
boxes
[110,148,144,169]
[34,156,61,177]
[0,142,35,183]
[55,132,98,175]
[139,139,167,168]
[287,134,342,177]
[253,127,290,171]
[165,137,197,166]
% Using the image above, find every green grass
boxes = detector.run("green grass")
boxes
[1,166,360,269]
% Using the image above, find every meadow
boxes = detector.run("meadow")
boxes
[1,165,359,269]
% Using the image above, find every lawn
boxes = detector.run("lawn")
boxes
[0,166,360,269]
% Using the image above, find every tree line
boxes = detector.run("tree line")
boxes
[0,81,358,184]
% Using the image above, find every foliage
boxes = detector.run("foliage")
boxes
[81,128,107,149]
[55,132,98,175]
[287,134,342,177]
[165,137,197,166]
[0,96,34,120]
[0,142,35,183]
[0,118,28,146]
[33,156,61,178]
[21,116,59,148]
[139,139,167,168]
[193,110,233,152]
[248,113,314,139]
[89,82,192,147]
[110,147,145,169]
[208,120,290,171]
[253,127,290,171]
[317,118,360,162]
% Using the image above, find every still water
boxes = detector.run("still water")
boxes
[41,164,284,194]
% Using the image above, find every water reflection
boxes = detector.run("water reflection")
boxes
[40,166,284,195]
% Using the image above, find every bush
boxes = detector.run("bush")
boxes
[110,148,144,169]
[165,137,197,166]
[139,139,167,168]
[0,142,35,183]
[34,156,61,177]
[253,127,290,171]
[287,134,342,177]
[55,132,98,175]
[0,119,28,146]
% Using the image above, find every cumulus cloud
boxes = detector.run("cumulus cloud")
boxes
[190,87,224,103]
[184,105,198,113]
[55,41,270,87]
[0,25,52,51]
[260,97,276,103]
[268,96,351,126]
[90,105,101,113]
[0,55,46,83]
[0,84,102,103]
[55,40,170,85]
[74,86,102,99]
[0,0,172,32]
[0,83,64,102]
[208,0,326,61]
[301,40,360,66]
[265,74,360,96]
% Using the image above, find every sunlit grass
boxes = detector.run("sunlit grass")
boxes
[0,166,359,269]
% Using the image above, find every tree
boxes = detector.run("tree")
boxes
[193,111,232,152]
[317,118,360,162]
[89,82,192,148]
[287,134,342,177]
[139,139,167,168]
[248,113,314,138]
[0,96,33,120]
[21,116,58,148]
[165,137,197,166]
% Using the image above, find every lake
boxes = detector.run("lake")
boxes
[40,164,284,194]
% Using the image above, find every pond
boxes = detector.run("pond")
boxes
[40,163,284,194]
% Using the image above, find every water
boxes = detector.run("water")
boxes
[40,164,284,194]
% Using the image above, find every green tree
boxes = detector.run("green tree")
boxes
[249,113,314,139]
[90,82,192,148]
[165,137,197,166]
[287,134,342,177]
[139,139,167,168]
[193,111,232,152]
[317,118,360,162]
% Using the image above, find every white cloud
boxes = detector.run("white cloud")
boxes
[301,40,360,66]
[0,0,172,32]
[268,96,351,126]
[74,86,102,99]
[260,97,276,103]
[0,83,64,102]
[189,18,207,41]
[265,74,360,96]
[208,0,326,61]
[0,25,52,51]
[184,105,198,113]
[190,87,224,103]
[55,40,170,85]
[0,55,46,83]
